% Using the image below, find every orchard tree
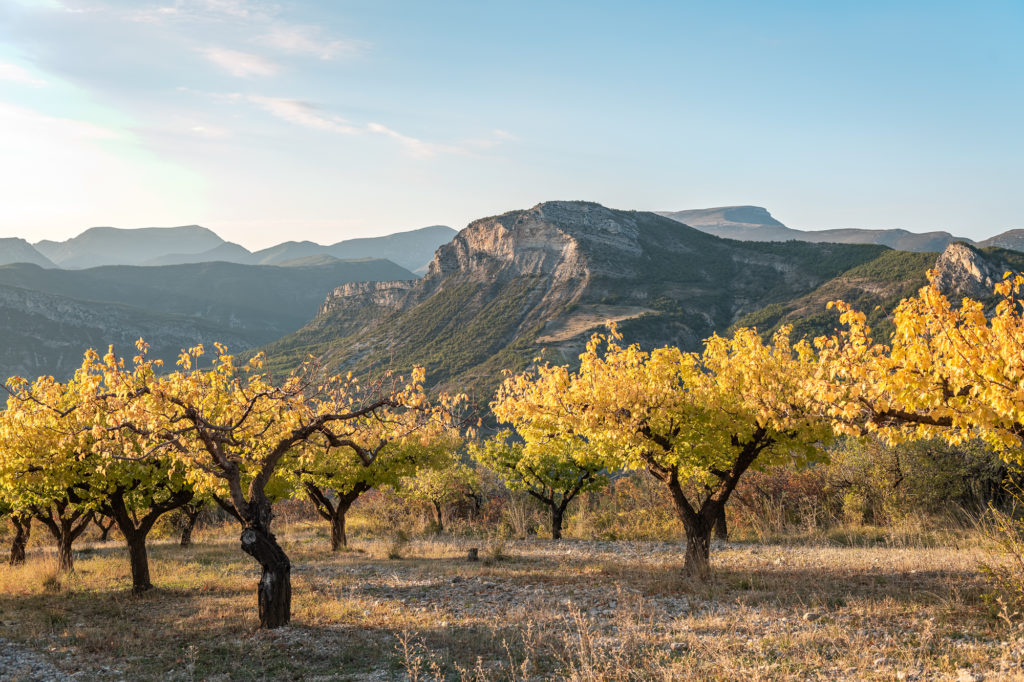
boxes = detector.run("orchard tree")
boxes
[0,373,96,572]
[470,431,607,539]
[174,497,212,548]
[398,455,479,533]
[114,344,460,628]
[494,327,829,579]
[811,272,1024,464]
[295,430,459,550]
[1,347,194,590]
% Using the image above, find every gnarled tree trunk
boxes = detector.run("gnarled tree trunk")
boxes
[240,495,291,629]
[9,515,31,565]
[431,500,445,534]
[681,514,713,580]
[94,516,116,542]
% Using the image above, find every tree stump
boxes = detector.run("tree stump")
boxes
[467,548,479,562]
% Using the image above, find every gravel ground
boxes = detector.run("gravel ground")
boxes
[0,637,71,681]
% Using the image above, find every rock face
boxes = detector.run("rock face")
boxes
[931,242,1001,300]
[263,201,891,396]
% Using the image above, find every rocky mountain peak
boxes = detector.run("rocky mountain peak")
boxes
[932,242,1000,299]
[423,201,644,285]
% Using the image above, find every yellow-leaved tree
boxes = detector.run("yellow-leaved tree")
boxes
[292,425,462,551]
[0,344,195,590]
[494,326,830,579]
[470,431,609,540]
[109,344,461,628]
[810,271,1024,459]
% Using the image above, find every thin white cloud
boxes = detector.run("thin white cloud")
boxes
[0,62,48,88]
[198,47,279,78]
[262,26,361,60]
[188,89,513,159]
[367,122,451,159]
[247,96,360,134]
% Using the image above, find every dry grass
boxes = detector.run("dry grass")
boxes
[0,522,1022,680]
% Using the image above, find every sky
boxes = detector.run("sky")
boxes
[0,0,1021,249]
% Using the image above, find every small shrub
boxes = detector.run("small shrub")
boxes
[387,530,410,560]
[981,504,1024,618]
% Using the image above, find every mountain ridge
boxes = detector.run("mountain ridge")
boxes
[261,201,893,396]
[27,224,456,273]
[657,205,978,252]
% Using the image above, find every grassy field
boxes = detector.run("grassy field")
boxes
[0,521,1021,681]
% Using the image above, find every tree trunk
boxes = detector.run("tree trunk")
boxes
[551,506,564,540]
[105,487,193,593]
[126,534,151,593]
[94,516,116,542]
[34,504,92,574]
[432,500,444,534]
[179,505,202,547]
[330,512,347,551]
[9,516,31,566]
[683,517,712,580]
[713,505,728,541]
[240,524,291,629]
[57,532,75,572]
[304,482,367,552]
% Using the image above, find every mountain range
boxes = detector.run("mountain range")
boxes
[658,205,1018,253]
[6,224,456,274]
[0,258,413,381]
[262,201,1018,401]
[2,202,1020,393]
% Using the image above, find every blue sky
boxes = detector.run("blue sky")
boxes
[0,0,1021,248]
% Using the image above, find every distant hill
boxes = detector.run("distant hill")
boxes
[35,225,225,268]
[261,201,892,396]
[979,230,1024,252]
[0,258,415,381]
[143,241,252,266]
[0,238,56,268]
[246,225,457,272]
[34,223,457,274]
[658,206,970,253]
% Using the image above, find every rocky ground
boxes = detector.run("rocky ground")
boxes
[0,531,1021,680]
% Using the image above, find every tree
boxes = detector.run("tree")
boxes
[494,327,829,579]
[1,346,194,590]
[470,431,607,539]
[398,455,480,533]
[173,498,212,548]
[810,272,1024,459]
[0,372,97,572]
[296,431,459,550]
[113,344,459,628]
